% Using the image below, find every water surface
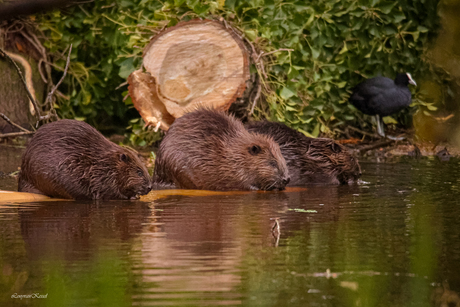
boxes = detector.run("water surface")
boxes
[1,156,459,306]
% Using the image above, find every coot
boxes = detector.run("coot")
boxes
[349,72,416,139]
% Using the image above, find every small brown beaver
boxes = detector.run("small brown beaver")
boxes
[18,119,152,200]
[153,109,290,191]
[246,121,361,185]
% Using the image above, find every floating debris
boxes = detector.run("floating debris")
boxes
[288,208,317,213]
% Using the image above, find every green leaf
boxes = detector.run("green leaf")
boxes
[339,42,348,54]
[378,2,396,14]
[383,116,398,124]
[337,81,347,88]
[118,58,135,79]
[417,25,428,32]
[393,12,406,23]
[311,123,320,137]
[311,47,320,59]
[280,87,296,99]
[244,29,258,41]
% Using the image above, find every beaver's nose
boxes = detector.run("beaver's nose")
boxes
[282,177,290,185]
[144,183,153,194]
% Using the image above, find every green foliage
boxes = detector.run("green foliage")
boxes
[37,0,441,142]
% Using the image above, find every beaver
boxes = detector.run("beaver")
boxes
[153,109,290,191]
[246,121,361,185]
[18,119,152,200]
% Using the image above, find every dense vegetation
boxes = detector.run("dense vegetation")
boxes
[36,0,442,144]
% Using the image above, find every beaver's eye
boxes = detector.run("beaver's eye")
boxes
[330,143,341,153]
[269,161,277,168]
[248,145,261,156]
[137,170,143,177]
[119,153,129,162]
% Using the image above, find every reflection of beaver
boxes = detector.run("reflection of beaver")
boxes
[153,109,290,191]
[246,121,361,185]
[18,119,152,200]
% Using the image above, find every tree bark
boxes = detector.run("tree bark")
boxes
[0,54,45,133]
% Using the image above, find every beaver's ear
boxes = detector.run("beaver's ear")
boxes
[248,145,262,155]
[330,142,342,153]
[119,153,129,162]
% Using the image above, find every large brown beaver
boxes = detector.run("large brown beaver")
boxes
[246,121,361,185]
[18,119,152,200]
[153,109,290,191]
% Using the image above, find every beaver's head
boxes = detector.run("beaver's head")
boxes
[233,132,290,191]
[114,148,152,199]
[312,139,361,184]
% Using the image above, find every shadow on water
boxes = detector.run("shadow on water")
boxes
[0,158,460,306]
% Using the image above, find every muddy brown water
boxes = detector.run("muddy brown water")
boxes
[0,146,460,306]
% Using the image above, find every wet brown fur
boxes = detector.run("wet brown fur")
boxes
[153,109,290,191]
[246,121,361,185]
[18,119,152,200]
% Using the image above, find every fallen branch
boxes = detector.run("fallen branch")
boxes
[0,131,35,138]
[0,113,32,133]
[358,139,395,153]
[347,125,379,139]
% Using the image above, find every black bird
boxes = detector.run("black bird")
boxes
[350,72,417,139]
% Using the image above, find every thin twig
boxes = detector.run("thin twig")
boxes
[270,217,281,247]
[0,47,41,119]
[37,59,48,83]
[249,77,261,116]
[55,90,70,100]
[22,27,53,91]
[45,44,72,107]
[271,217,281,233]
[0,131,35,138]
[0,113,32,133]
[358,139,394,153]
[116,81,128,90]
[347,125,379,138]
[256,48,294,62]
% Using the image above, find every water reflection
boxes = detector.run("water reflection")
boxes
[0,160,460,306]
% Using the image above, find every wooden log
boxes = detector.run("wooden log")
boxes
[129,19,250,129]
[0,190,53,203]
[128,69,175,131]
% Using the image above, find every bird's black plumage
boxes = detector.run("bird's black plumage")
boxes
[349,72,416,138]
[350,73,415,117]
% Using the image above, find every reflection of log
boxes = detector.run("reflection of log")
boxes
[128,20,250,130]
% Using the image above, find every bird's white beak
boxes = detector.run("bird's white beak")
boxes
[407,73,417,86]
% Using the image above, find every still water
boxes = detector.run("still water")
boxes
[0,156,460,306]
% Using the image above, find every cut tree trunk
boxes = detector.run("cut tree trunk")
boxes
[128,19,250,130]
